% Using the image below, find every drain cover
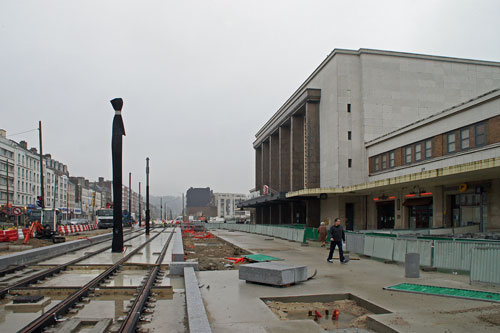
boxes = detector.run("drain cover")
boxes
[13,295,44,304]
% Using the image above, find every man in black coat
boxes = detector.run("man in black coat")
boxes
[327,218,347,264]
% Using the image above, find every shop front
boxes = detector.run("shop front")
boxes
[403,197,433,229]
[450,192,487,229]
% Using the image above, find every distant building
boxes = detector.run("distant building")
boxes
[214,193,250,219]
[186,187,217,218]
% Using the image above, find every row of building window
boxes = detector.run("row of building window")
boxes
[372,121,488,172]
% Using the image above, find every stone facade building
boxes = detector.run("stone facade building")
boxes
[241,48,500,231]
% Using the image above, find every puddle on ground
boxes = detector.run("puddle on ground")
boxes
[67,296,131,321]
[105,269,149,287]
[265,300,373,330]
[162,275,185,289]
[38,269,105,287]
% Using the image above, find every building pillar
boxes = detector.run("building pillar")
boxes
[270,204,280,224]
[305,101,320,189]
[255,146,262,194]
[488,179,500,230]
[280,203,291,225]
[306,198,320,228]
[262,205,270,224]
[432,186,444,228]
[279,126,291,193]
[290,115,304,191]
[261,140,270,192]
[255,206,262,224]
[269,134,280,193]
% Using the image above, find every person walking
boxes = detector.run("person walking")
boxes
[327,218,347,264]
[318,222,327,247]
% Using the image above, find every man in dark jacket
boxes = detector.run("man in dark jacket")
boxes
[327,218,347,263]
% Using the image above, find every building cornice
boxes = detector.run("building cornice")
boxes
[286,156,500,198]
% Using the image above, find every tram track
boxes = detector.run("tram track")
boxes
[18,227,170,333]
[118,227,176,332]
[0,229,144,299]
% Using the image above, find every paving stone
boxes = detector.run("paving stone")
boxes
[239,262,307,286]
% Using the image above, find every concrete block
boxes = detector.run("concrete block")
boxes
[172,230,184,262]
[239,262,308,286]
[170,262,199,276]
[184,267,212,333]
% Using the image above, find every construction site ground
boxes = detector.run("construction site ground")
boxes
[198,229,500,333]
[182,230,249,271]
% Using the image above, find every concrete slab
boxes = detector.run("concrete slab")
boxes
[170,262,199,276]
[5,297,51,311]
[184,267,212,333]
[239,262,307,286]
[198,229,500,333]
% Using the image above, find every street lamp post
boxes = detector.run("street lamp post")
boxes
[110,98,125,253]
[146,157,150,235]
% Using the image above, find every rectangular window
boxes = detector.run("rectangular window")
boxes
[460,128,470,150]
[475,123,486,147]
[405,146,412,164]
[347,104,351,113]
[381,154,387,169]
[414,143,422,161]
[447,132,456,153]
[348,131,352,140]
[374,156,379,172]
[424,139,432,159]
[389,151,395,168]
[348,158,352,168]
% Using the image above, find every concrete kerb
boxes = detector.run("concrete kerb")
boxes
[172,229,184,262]
[0,232,114,270]
[184,267,212,333]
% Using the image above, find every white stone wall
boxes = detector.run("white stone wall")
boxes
[308,50,500,188]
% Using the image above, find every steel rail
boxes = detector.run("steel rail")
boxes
[119,227,176,332]
[0,228,139,278]
[0,229,145,299]
[18,228,167,333]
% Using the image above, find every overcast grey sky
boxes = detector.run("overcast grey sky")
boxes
[1,0,499,196]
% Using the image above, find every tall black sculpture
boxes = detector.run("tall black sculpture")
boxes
[110,98,125,252]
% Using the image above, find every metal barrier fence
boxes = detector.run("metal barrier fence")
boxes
[470,247,500,285]
[202,223,305,242]
[346,231,500,284]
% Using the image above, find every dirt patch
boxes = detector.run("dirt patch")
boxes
[182,231,250,271]
[265,299,373,330]
[478,312,500,326]
[439,304,500,314]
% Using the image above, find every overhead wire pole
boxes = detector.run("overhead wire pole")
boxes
[38,121,45,225]
[110,98,125,253]
[128,172,132,219]
[146,157,150,235]
[138,182,141,226]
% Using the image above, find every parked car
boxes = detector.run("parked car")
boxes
[70,218,89,225]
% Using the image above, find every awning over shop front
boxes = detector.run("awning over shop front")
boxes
[402,197,433,207]
[237,192,288,208]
